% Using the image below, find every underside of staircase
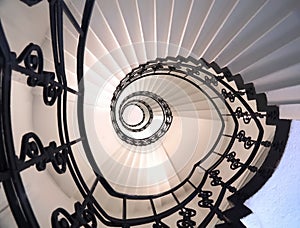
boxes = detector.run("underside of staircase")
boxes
[0,0,299,227]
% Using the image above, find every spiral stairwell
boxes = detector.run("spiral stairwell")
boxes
[0,0,299,227]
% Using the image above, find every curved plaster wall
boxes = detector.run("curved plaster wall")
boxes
[242,120,300,227]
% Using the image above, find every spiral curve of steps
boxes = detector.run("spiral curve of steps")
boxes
[0,0,299,227]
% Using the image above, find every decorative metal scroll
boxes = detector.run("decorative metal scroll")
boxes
[19,132,69,174]
[0,1,291,228]
[111,90,173,146]
[177,208,197,227]
[51,201,97,228]
[76,56,290,227]
[0,0,95,227]
[11,42,62,105]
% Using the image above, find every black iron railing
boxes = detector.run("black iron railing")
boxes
[0,0,291,227]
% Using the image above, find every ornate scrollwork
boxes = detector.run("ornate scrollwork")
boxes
[51,202,97,228]
[209,170,236,193]
[172,60,184,70]
[111,90,173,146]
[234,107,265,124]
[119,99,153,132]
[16,43,44,74]
[221,89,245,102]
[19,132,68,174]
[204,75,218,86]
[198,191,226,223]
[14,43,62,105]
[198,190,213,208]
[225,152,258,172]
[151,63,164,71]
[177,208,196,228]
[186,66,200,76]
[209,170,222,186]
[236,130,271,149]
[167,65,176,72]
[225,152,242,170]
[236,130,254,149]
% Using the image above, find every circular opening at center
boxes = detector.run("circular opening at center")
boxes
[122,104,144,126]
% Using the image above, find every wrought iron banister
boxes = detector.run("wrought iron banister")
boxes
[0,1,291,227]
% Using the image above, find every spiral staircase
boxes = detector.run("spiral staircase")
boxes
[0,0,299,227]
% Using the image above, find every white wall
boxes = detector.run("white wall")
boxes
[242,120,300,227]
[0,80,74,228]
